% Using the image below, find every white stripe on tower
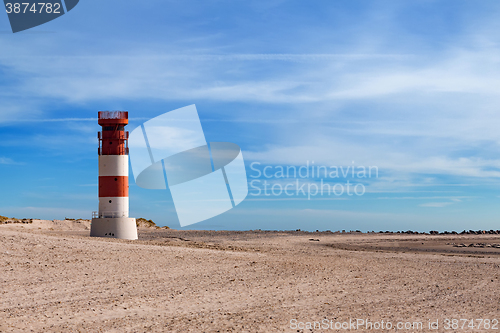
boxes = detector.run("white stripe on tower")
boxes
[98,197,129,217]
[99,155,128,177]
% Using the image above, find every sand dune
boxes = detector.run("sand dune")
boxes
[1,221,499,332]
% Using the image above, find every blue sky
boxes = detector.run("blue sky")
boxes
[1,0,500,231]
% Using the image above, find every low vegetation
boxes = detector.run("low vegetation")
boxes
[0,215,31,224]
[136,218,169,229]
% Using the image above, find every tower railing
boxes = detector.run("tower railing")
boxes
[98,111,128,119]
[92,211,129,219]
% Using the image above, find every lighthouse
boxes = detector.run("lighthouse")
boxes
[90,111,138,240]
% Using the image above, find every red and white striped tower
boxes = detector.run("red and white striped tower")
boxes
[90,111,137,240]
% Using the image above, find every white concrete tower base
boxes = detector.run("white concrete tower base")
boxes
[90,217,138,240]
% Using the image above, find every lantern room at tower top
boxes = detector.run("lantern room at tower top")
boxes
[98,111,129,156]
[98,111,129,124]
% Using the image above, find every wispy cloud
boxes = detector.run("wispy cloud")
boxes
[378,196,470,201]
[0,206,91,219]
[0,157,22,165]
[11,118,97,122]
[245,145,500,179]
[1,37,499,105]
[419,202,455,208]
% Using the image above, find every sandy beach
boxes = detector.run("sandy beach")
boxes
[1,220,499,332]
